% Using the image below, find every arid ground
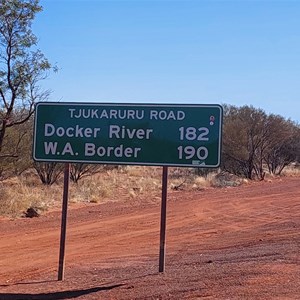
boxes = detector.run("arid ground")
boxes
[0,176,299,299]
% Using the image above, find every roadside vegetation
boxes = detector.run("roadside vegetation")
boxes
[0,105,299,218]
[0,154,299,218]
[0,1,300,217]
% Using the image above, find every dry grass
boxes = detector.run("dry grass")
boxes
[2,164,298,218]
[282,164,300,177]
[0,178,57,218]
[169,169,245,190]
[191,173,216,190]
[0,167,163,217]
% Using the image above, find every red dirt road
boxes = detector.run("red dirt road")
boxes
[0,177,300,299]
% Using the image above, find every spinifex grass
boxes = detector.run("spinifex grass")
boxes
[0,166,247,218]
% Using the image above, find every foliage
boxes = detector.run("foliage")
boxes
[222,104,300,179]
[0,114,33,179]
[0,0,53,156]
[70,163,104,184]
[33,162,63,185]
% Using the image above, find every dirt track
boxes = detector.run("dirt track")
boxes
[0,177,299,299]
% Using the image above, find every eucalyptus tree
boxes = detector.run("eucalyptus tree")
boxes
[263,116,300,175]
[222,104,300,179]
[0,0,53,157]
[222,105,268,179]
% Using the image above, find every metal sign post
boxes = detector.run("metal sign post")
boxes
[159,166,168,272]
[32,102,223,278]
[58,163,70,281]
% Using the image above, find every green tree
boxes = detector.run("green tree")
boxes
[263,116,300,175]
[0,0,53,157]
[222,105,300,179]
[222,105,268,179]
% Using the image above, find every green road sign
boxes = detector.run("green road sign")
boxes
[33,102,223,167]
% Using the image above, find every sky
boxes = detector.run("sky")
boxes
[33,0,300,122]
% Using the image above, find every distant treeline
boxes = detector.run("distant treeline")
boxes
[0,104,299,184]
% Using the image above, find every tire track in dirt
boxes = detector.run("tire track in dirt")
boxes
[0,177,299,299]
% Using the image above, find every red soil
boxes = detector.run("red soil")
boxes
[0,177,299,299]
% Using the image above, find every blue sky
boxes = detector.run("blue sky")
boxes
[33,0,300,122]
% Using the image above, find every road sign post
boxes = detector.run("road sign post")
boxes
[159,166,168,273]
[33,102,222,167]
[58,163,70,281]
[33,102,223,278]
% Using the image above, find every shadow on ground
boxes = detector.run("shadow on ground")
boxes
[0,284,124,300]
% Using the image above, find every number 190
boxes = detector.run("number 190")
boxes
[177,146,208,160]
